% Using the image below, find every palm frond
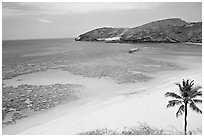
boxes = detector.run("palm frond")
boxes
[182,79,195,93]
[177,79,195,97]
[190,90,202,99]
[176,105,184,117]
[193,99,202,104]
[167,100,183,108]
[192,85,202,92]
[190,80,194,87]
[182,79,186,87]
[176,83,183,92]
[189,101,202,114]
[165,92,182,99]
[176,83,185,98]
[186,79,190,87]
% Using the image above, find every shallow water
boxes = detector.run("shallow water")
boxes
[3,69,148,99]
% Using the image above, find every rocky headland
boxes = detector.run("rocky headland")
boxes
[75,18,202,43]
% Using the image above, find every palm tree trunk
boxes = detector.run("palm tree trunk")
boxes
[184,102,188,135]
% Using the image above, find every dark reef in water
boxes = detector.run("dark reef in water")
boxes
[75,18,202,44]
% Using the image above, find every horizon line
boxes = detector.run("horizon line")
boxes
[2,37,75,41]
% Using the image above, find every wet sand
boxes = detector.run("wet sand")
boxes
[2,55,202,135]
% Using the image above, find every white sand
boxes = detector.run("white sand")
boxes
[2,56,202,135]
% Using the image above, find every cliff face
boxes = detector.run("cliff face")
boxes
[75,18,202,43]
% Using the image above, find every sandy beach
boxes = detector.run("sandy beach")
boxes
[2,54,202,135]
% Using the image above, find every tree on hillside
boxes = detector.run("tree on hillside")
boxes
[165,79,202,135]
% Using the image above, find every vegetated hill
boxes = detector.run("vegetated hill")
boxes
[75,18,202,43]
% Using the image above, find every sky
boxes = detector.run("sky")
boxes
[2,2,202,40]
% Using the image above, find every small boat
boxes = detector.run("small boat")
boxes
[129,48,140,53]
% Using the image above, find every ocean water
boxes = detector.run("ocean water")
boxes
[2,38,202,83]
[2,38,201,64]
[2,38,133,64]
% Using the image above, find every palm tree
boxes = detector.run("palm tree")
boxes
[165,79,202,135]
